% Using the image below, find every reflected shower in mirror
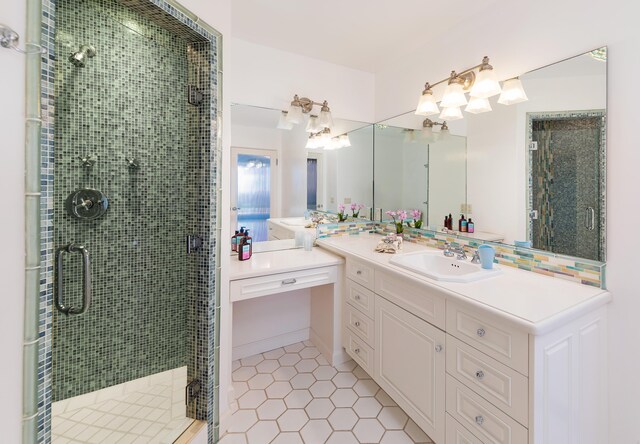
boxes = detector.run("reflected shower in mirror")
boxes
[231,103,373,248]
[374,47,607,261]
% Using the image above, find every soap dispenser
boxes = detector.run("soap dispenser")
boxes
[238,229,253,261]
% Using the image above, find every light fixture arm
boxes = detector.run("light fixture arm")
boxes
[421,57,492,92]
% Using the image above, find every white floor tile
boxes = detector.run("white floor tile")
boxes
[246,420,279,444]
[353,418,385,443]
[270,432,304,444]
[277,409,309,432]
[256,399,287,420]
[326,431,359,444]
[305,398,334,419]
[328,408,358,430]
[266,381,293,399]
[300,419,332,444]
[378,406,409,430]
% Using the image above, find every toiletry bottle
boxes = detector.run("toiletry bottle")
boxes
[238,230,253,261]
[231,230,240,252]
[468,218,475,233]
[233,227,246,252]
[444,215,448,230]
[447,214,453,230]
[461,215,468,232]
[458,214,464,232]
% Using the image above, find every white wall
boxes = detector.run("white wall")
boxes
[229,38,375,123]
[0,2,27,441]
[375,1,640,441]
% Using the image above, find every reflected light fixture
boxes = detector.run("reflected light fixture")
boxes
[439,106,463,121]
[281,94,334,130]
[277,111,294,130]
[305,115,321,133]
[422,118,448,142]
[498,78,528,105]
[465,96,492,114]
[415,56,528,121]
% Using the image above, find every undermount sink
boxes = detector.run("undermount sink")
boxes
[280,217,308,226]
[389,250,502,283]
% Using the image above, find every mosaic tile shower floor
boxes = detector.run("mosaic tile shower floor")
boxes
[221,341,434,444]
[51,367,192,443]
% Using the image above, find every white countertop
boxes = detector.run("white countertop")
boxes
[229,246,344,281]
[268,217,317,232]
[317,233,610,334]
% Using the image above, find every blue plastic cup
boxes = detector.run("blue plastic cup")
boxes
[477,245,496,269]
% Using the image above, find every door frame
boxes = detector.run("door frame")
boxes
[230,147,279,233]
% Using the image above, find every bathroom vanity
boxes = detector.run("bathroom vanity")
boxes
[317,233,610,444]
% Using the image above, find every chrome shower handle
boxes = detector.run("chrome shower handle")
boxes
[55,243,92,316]
[585,207,595,231]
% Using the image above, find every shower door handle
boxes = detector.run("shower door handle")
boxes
[585,207,596,231]
[55,243,92,316]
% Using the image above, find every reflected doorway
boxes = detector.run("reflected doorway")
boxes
[231,148,278,242]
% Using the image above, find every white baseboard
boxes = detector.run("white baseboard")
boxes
[232,328,310,361]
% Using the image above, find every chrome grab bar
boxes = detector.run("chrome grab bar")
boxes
[55,243,92,316]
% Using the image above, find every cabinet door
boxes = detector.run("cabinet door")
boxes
[375,295,445,443]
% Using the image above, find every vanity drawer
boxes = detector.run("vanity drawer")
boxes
[446,375,528,444]
[446,414,485,444]
[375,270,446,329]
[446,302,528,375]
[230,266,338,302]
[446,335,528,426]
[346,258,375,290]
[345,303,374,347]
[345,279,375,319]
[344,328,374,374]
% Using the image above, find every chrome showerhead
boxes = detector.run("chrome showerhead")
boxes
[69,44,96,67]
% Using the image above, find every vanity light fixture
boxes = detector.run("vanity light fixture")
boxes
[283,94,334,130]
[422,118,449,141]
[497,78,528,105]
[415,56,527,120]
[277,111,294,130]
[305,115,322,133]
[306,130,351,150]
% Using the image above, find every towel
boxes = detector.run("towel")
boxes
[375,235,403,254]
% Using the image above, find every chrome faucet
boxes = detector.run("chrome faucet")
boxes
[443,242,455,257]
[471,250,481,264]
[453,247,467,260]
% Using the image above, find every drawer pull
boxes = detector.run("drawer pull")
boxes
[475,415,484,426]
[282,278,297,285]
[354,321,361,327]
[354,348,360,354]
[435,344,443,353]
[476,328,486,338]
[356,270,362,275]
[355,294,361,300]
[475,370,485,380]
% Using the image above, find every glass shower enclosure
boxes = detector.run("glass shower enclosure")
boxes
[42,0,220,442]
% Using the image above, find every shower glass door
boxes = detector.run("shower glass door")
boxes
[50,0,215,441]
[531,115,604,261]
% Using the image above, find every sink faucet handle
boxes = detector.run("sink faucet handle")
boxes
[471,250,481,264]
[443,241,455,257]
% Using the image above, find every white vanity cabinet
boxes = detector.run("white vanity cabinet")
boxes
[335,253,609,444]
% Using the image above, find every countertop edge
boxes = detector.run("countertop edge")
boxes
[317,237,610,335]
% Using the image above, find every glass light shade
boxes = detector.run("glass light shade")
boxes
[318,110,334,130]
[339,134,351,148]
[415,92,440,116]
[438,127,450,140]
[320,129,332,144]
[305,116,319,133]
[440,82,468,108]
[277,112,294,130]
[439,106,463,121]
[470,69,502,99]
[403,130,417,143]
[286,104,304,124]
[498,78,528,105]
[465,96,492,114]
[421,126,434,141]
[305,136,315,149]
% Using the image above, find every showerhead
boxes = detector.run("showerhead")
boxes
[69,44,96,68]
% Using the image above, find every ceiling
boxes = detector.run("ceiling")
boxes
[231,0,502,73]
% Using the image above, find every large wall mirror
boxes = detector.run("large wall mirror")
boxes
[375,47,607,261]
[230,104,373,246]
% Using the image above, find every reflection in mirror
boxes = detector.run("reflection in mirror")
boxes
[374,47,606,261]
[373,124,466,231]
[230,104,373,247]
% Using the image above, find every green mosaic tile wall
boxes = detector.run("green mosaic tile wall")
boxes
[53,0,194,401]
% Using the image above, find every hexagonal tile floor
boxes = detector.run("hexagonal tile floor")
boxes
[221,341,433,444]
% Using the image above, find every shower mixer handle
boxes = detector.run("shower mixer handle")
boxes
[55,243,92,316]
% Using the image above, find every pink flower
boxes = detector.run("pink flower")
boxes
[397,210,407,221]
[338,204,345,213]
[358,204,366,210]
[385,210,397,219]
[350,203,357,211]
[412,209,422,219]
